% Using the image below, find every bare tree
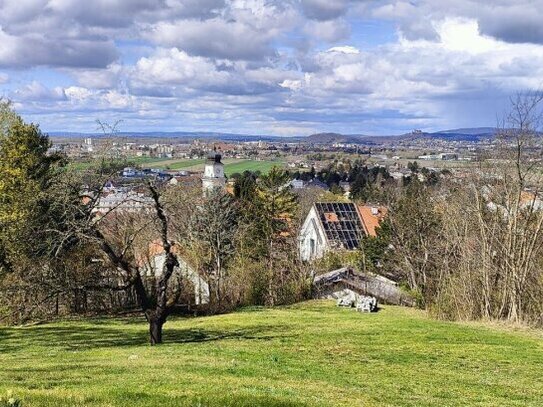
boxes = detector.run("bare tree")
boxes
[428,91,543,325]
[185,189,239,310]
[82,181,184,344]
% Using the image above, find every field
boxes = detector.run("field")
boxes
[67,157,175,171]
[141,158,282,175]
[0,301,541,407]
[67,158,283,176]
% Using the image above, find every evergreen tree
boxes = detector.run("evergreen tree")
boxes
[233,170,258,201]
[255,167,297,237]
[0,101,63,273]
[350,173,369,201]
[251,167,299,305]
[359,219,392,273]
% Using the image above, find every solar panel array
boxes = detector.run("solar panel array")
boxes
[314,202,364,250]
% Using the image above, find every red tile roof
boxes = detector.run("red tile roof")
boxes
[357,205,387,237]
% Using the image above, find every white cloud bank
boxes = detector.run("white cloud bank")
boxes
[1,0,543,134]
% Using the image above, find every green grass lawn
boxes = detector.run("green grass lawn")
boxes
[68,157,181,171]
[68,157,282,175]
[161,158,206,170]
[139,158,281,175]
[135,157,204,170]
[223,160,282,176]
[0,301,541,407]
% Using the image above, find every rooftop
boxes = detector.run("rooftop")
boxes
[314,202,365,250]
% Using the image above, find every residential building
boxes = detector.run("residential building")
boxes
[299,202,387,261]
[141,241,209,306]
[289,178,329,191]
[93,191,153,215]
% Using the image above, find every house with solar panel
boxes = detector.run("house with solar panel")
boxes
[299,202,387,261]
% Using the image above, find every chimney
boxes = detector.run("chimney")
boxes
[371,206,379,216]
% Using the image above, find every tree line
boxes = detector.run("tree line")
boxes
[353,92,543,326]
[0,101,310,343]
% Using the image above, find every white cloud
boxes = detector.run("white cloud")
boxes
[279,80,299,91]
[64,86,94,101]
[68,64,123,89]
[14,81,66,101]
[0,26,118,68]
[326,46,360,54]
[304,19,350,43]
[134,49,224,85]
[432,18,501,54]
[2,0,543,135]
[373,0,543,45]
[143,1,300,62]
[149,19,273,60]
[300,0,349,21]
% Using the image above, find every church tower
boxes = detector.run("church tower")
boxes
[202,150,226,193]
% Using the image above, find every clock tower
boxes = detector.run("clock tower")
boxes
[202,150,226,193]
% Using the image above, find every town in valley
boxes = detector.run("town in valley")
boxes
[1,1,542,406]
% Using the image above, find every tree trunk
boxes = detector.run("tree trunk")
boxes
[149,318,163,345]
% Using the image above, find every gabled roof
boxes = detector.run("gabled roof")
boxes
[357,205,388,237]
[314,202,365,250]
[137,240,198,271]
[313,267,415,306]
[307,178,329,190]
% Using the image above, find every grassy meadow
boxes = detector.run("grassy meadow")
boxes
[0,301,541,407]
[67,157,283,175]
[140,158,282,175]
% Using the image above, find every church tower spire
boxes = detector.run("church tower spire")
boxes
[202,149,226,193]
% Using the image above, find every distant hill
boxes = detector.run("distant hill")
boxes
[306,127,499,144]
[49,127,500,144]
[436,127,497,135]
[306,132,398,145]
[426,127,497,142]
[48,131,299,142]
[306,133,360,143]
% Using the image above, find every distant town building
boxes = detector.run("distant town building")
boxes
[289,178,329,191]
[141,241,209,306]
[290,179,306,189]
[202,151,226,193]
[418,153,458,160]
[122,167,139,177]
[84,137,93,153]
[93,191,153,215]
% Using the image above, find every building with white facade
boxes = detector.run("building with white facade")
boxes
[299,202,387,261]
[143,244,210,306]
[93,191,154,215]
[202,151,226,193]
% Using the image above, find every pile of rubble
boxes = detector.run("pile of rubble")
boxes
[336,290,378,313]
[312,267,415,308]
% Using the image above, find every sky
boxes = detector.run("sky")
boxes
[1,0,543,136]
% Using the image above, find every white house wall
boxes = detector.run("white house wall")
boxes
[145,254,210,305]
[299,206,328,261]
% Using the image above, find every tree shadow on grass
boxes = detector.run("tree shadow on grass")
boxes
[13,391,311,407]
[0,323,292,353]
[137,393,311,407]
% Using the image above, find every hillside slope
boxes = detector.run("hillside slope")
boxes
[0,301,541,406]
